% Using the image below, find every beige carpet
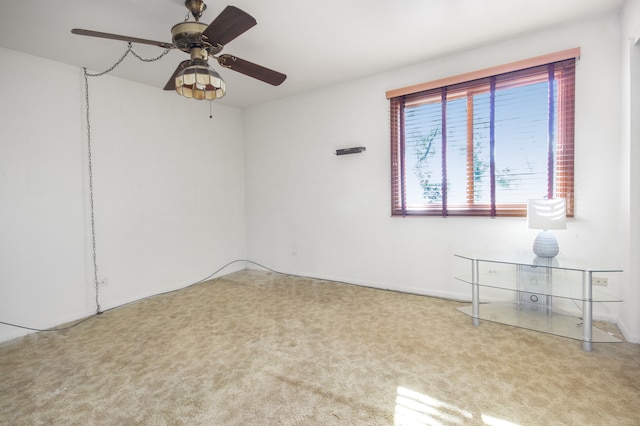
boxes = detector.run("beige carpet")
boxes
[1,270,639,425]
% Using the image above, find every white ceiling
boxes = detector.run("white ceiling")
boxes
[0,0,624,108]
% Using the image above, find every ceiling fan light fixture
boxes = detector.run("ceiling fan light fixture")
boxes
[175,61,226,100]
[73,5,286,100]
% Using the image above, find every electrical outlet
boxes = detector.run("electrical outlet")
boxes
[97,278,109,287]
[593,277,608,286]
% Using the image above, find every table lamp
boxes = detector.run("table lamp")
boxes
[527,198,566,258]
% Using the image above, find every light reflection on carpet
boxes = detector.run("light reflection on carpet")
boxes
[394,386,520,426]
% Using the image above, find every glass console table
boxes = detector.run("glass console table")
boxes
[454,253,623,352]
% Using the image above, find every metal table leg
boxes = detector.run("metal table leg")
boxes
[472,259,480,326]
[582,270,593,352]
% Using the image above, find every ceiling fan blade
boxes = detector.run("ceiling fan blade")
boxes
[202,6,257,47]
[163,60,191,90]
[71,29,173,49]
[217,55,286,86]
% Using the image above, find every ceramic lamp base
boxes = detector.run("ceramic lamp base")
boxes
[533,231,559,258]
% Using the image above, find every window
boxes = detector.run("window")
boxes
[388,49,578,217]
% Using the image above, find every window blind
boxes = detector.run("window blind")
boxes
[389,51,577,218]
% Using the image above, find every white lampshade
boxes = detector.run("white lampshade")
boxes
[528,198,566,258]
[527,198,567,230]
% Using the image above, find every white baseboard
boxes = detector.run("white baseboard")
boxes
[618,318,640,344]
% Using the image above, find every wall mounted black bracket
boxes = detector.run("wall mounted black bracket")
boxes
[336,147,366,155]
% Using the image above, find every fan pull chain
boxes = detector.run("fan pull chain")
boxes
[210,101,213,118]
[82,44,172,313]
[83,68,101,315]
[130,46,171,63]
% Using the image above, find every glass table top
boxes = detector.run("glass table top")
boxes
[454,252,623,273]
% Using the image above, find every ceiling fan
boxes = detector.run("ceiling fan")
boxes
[71,1,286,100]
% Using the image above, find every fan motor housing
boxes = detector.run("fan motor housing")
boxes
[171,21,212,53]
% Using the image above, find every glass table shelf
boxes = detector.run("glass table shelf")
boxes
[454,253,623,351]
[455,252,623,273]
[455,273,622,302]
[457,303,621,343]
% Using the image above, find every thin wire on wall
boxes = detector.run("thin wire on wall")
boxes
[0,260,282,332]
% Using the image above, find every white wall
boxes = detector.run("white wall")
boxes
[0,47,246,343]
[620,0,640,342]
[3,7,638,345]
[245,12,639,339]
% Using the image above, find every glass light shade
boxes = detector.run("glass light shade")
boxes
[175,62,225,100]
